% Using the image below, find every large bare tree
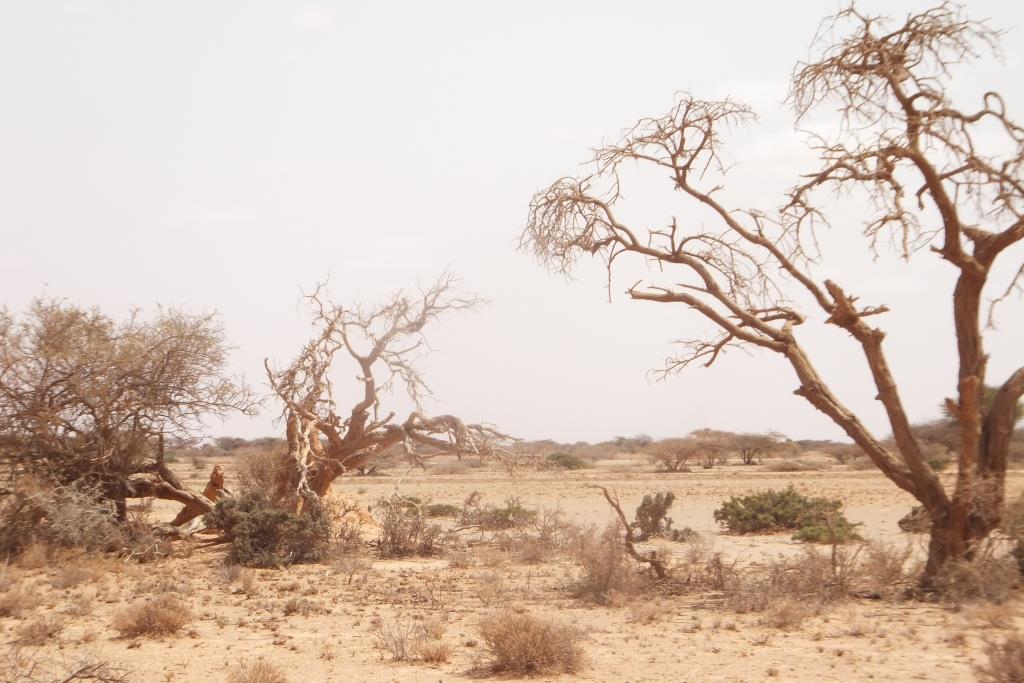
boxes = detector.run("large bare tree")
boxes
[266,275,512,511]
[0,299,255,524]
[521,3,1023,582]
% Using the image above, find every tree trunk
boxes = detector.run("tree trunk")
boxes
[920,488,1002,588]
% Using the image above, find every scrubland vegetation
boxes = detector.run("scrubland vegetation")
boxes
[2,2,1024,681]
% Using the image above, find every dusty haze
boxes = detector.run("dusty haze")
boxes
[1,0,1022,443]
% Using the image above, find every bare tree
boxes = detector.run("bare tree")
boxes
[0,299,255,525]
[732,432,787,466]
[521,4,1024,582]
[266,275,513,511]
[646,438,695,473]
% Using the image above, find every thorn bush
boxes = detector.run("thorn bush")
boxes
[713,486,861,543]
[205,491,330,567]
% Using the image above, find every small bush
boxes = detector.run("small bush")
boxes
[546,452,589,470]
[977,634,1024,683]
[227,659,289,683]
[763,459,814,473]
[16,614,66,645]
[459,492,537,531]
[478,609,585,675]
[573,525,642,604]
[0,586,32,618]
[205,491,331,567]
[631,492,693,541]
[1,648,128,683]
[372,617,419,661]
[375,496,446,558]
[110,596,192,638]
[0,480,127,558]
[931,551,1021,605]
[424,503,461,518]
[713,486,860,543]
[415,639,453,663]
[234,446,288,496]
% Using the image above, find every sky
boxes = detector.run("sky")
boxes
[1,1,1022,444]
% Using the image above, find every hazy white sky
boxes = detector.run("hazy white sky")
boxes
[1,1,1022,444]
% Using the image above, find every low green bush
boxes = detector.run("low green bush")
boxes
[459,493,537,531]
[546,452,590,470]
[205,491,331,567]
[713,486,860,543]
[424,503,461,518]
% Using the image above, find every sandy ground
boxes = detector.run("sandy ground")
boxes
[3,457,1022,682]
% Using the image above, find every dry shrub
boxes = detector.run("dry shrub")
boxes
[234,445,288,495]
[16,614,66,645]
[627,600,671,624]
[858,542,914,598]
[477,609,585,675]
[758,597,817,630]
[446,548,474,569]
[110,595,192,638]
[227,658,289,683]
[51,562,103,590]
[572,525,643,604]
[764,459,816,473]
[374,496,446,558]
[0,586,32,618]
[0,480,127,558]
[459,493,538,531]
[372,617,419,661]
[976,634,1024,683]
[373,615,453,664]
[671,542,738,592]
[63,593,95,618]
[415,639,453,663]
[333,555,373,585]
[138,574,194,596]
[721,545,862,615]
[0,646,129,683]
[282,597,323,616]
[474,571,510,607]
[931,550,1020,605]
[498,506,566,564]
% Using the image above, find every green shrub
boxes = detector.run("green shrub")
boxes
[632,492,694,541]
[713,486,860,543]
[374,496,446,558]
[459,493,537,531]
[546,452,589,470]
[205,491,330,567]
[424,503,461,518]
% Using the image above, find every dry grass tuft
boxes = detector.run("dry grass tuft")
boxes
[627,600,671,624]
[16,614,66,645]
[931,550,1020,605]
[0,585,32,618]
[976,634,1024,682]
[227,658,289,683]
[477,609,585,675]
[415,639,453,663]
[110,595,192,638]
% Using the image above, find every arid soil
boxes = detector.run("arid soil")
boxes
[3,456,1022,682]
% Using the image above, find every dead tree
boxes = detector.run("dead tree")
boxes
[522,4,1024,583]
[0,299,255,525]
[591,485,669,580]
[266,274,513,511]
